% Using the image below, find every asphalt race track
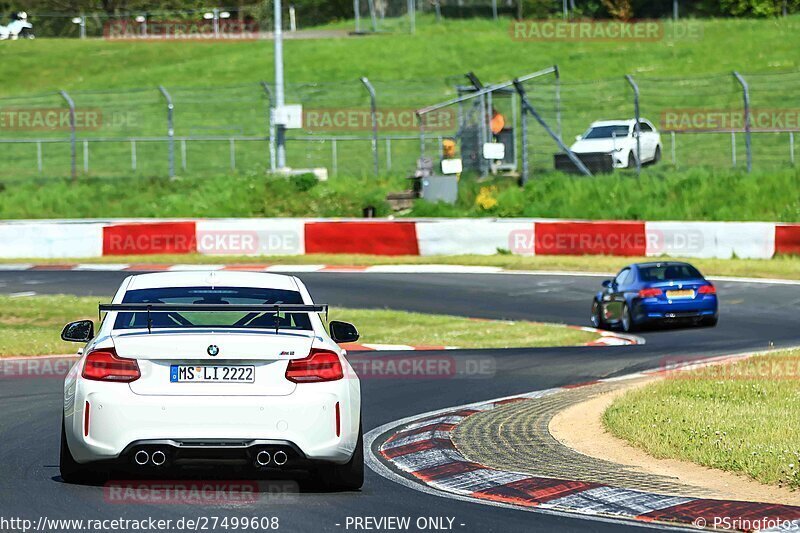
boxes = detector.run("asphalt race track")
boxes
[1,269,799,533]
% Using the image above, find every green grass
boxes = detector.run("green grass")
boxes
[0,16,799,180]
[0,294,594,356]
[1,166,798,221]
[2,17,798,95]
[3,253,800,281]
[603,349,800,488]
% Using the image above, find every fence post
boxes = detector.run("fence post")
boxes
[491,0,498,20]
[385,138,392,171]
[671,131,676,166]
[83,140,89,173]
[58,90,77,181]
[407,0,415,33]
[37,141,43,174]
[360,77,379,177]
[158,85,175,178]
[625,74,642,175]
[417,112,425,160]
[731,131,737,168]
[131,140,137,170]
[331,139,338,176]
[230,138,236,170]
[434,0,441,22]
[554,64,562,141]
[791,132,795,166]
[354,0,361,32]
[513,79,592,177]
[733,71,752,173]
[366,0,378,31]
[520,92,529,184]
[260,81,277,172]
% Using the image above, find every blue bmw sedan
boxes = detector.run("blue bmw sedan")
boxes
[591,262,718,332]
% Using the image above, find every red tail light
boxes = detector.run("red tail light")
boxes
[82,348,140,383]
[638,288,663,298]
[285,349,343,383]
[698,284,716,295]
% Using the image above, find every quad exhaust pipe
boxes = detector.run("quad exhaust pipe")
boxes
[133,448,167,467]
[254,449,289,467]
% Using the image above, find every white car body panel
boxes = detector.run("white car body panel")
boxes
[570,118,662,168]
[63,271,361,466]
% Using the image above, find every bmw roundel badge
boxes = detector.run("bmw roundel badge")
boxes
[207,345,220,356]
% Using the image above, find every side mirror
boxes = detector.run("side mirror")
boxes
[61,320,94,343]
[601,279,613,288]
[329,320,359,344]
[575,135,582,141]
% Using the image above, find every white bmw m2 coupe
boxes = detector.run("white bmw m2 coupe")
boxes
[59,271,363,490]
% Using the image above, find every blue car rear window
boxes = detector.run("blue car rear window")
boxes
[639,265,703,282]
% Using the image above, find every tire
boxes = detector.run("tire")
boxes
[60,418,105,484]
[590,300,607,329]
[315,424,364,491]
[626,152,635,169]
[700,316,718,327]
[621,303,637,333]
[652,145,662,165]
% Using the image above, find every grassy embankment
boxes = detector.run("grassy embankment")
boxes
[0,294,594,357]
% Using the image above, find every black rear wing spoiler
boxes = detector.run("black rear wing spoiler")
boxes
[99,303,329,333]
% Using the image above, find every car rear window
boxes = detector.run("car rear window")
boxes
[639,265,703,282]
[583,125,630,139]
[113,286,312,331]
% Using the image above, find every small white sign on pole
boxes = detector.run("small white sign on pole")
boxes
[441,158,463,175]
[483,142,505,160]
[273,105,303,129]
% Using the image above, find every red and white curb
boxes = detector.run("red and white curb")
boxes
[366,349,800,532]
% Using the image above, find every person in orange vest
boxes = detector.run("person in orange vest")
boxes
[490,108,505,140]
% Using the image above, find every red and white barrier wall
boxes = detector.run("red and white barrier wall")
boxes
[0,218,798,259]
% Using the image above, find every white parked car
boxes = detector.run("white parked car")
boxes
[570,119,662,168]
[60,271,363,490]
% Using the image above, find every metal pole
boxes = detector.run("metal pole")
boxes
[360,77,379,177]
[260,81,276,172]
[331,139,338,176]
[83,140,89,173]
[79,15,86,39]
[513,79,592,177]
[478,93,488,176]
[354,0,361,32]
[131,140,137,170]
[554,64,562,142]
[181,139,187,170]
[37,141,43,173]
[230,138,236,169]
[562,0,568,19]
[417,113,425,159]
[275,0,287,168]
[158,85,175,178]
[491,0,498,20]
[289,5,297,31]
[733,71,752,173]
[671,132,676,166]
[790,132,795,165]
[367,0,378,32]
[625,74,641,175]
[407,0,415,34]
[731,131,737,167]
[385,138,392,171]
[434,0,441,22]
[520,92,529,184]
[673,0,679,20]
[213,8,220,38]
[58,90,77,182]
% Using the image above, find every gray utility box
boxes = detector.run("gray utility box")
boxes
[421,175,458,205]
